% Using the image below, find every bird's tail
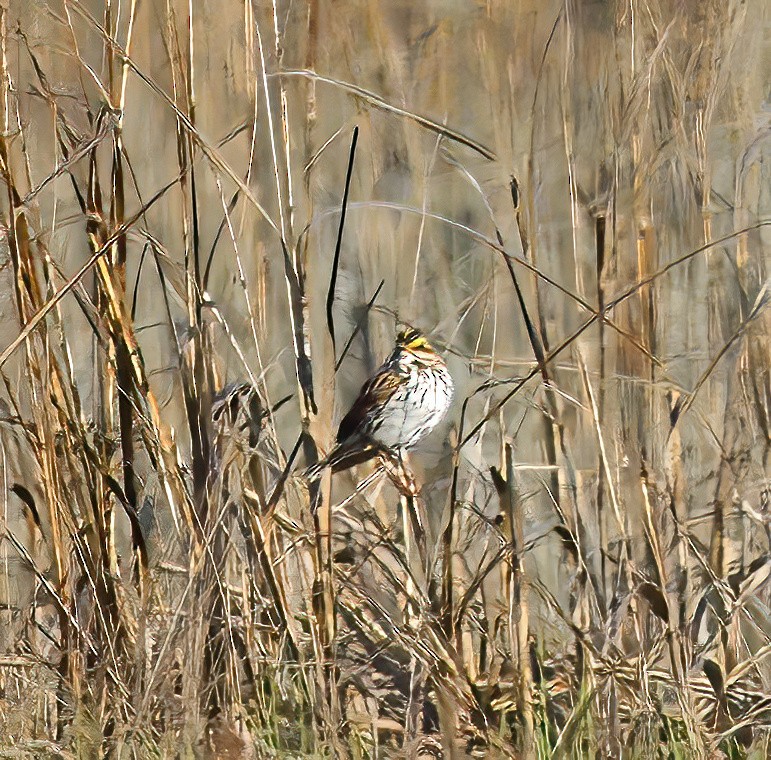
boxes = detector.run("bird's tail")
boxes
[303,456,329,482]
[303,443,380,481]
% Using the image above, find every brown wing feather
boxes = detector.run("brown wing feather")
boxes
[336,366,403,443]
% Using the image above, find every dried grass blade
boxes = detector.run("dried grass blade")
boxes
[276,69,496,160]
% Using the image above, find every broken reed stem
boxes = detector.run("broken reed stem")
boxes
[400,492,423,746]
[492,443,534,755]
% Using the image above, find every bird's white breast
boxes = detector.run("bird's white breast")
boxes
[369,363,453,449]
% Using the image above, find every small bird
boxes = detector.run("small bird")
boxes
[307,328,453,479]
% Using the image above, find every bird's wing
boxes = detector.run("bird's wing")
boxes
[336,362,404,444]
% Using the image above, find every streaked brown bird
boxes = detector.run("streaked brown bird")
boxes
[307,328,453,479]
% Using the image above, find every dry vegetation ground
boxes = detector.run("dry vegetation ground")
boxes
[0,0,769,757]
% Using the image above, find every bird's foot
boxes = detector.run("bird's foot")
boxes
[381,451,420,496]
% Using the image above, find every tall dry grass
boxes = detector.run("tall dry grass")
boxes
[0,0,768,757]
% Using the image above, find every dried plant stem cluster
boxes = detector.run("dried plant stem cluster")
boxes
[0,1,768,758]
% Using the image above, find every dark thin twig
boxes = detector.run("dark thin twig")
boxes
[335,278,384,372]
[203,184,240,292]
[267,433,304,510]
[131,241,151,321]
[671,283,770,428]
[459,221,771,447]
[502,250,549,383]
[327,125,359,354]
[202,128,259,292]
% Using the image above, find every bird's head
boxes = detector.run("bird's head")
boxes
[396,327,434,354]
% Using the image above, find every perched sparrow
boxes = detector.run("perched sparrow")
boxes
[307,328,453,478]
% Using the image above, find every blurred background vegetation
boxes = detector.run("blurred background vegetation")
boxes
[0,0,768,757]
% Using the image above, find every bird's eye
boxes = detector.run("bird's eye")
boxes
[397,328,427,348]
